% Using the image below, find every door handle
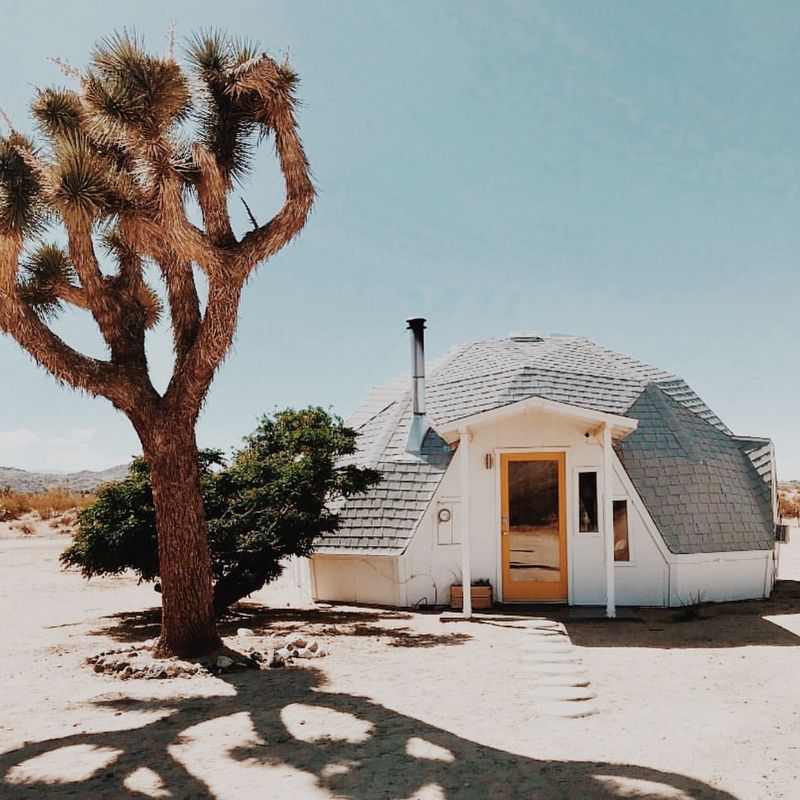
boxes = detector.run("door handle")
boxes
[501,516,509,534]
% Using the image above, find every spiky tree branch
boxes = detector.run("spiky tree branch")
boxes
[0,30,315,657]
[0,31,313,422]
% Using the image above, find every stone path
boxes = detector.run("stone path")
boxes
[521,618,597,718]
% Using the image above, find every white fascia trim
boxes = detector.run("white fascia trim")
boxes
[311,550,401,558]
[438,396,637,443]
[669,549,774,564]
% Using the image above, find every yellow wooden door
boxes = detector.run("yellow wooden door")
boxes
[500,452,567,601]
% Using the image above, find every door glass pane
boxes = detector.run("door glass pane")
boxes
[508,460,560,582]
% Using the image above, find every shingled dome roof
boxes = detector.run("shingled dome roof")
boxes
[316,335,774,556]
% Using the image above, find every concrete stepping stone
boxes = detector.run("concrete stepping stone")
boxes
[524,635,569,645]
[531,685,596,702]
[533,700,598,718]
[532,673,591,688]
[523,627,568,636]
[523,631,567,641]
[521,620,564,632]
[528,661,586,676]
[527,651,581,663]
[520,640,574,654]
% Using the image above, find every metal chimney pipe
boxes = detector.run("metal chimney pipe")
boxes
[407,317,426,416]
[405,317,428,457]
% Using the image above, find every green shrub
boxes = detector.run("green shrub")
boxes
[61,408,380,613]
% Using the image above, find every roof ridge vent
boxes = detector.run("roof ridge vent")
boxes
[509,331,545,342]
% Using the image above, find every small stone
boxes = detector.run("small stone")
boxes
[93,663,104,673]
[249,651,265,663]
[293,648,314,659]
[307,641,319,653]
[276,647,292,659]
[285,633,307,649]
[114,661,129,672]
[237,628,255,638]
[216,655,234,669]
[269,652,286,668]
[315,648,328,658]
[145,664,166,680]
[143,639,156,649]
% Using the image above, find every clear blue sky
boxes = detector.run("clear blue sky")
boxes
[1,1,799,476]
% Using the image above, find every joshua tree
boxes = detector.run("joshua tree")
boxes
[0,31,314,657]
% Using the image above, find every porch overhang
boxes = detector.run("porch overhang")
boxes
[436,396,638,444]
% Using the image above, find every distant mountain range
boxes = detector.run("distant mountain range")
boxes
[0,464,129,494]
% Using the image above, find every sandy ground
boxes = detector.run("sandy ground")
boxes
[1,516,800,799]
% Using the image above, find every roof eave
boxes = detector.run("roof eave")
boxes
[436,395,638,443]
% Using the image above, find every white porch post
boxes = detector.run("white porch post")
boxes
[459,426,472,618]
[602,422,616,618]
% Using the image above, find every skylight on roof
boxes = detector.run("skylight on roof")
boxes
[509,332,545,342]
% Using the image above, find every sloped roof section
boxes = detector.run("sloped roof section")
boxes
[732,436,774,485]
[616,386,774,554]
[317,335,772,556]
[315,415,453,555]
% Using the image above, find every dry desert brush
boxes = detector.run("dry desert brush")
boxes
[0,31,314,657]
[0,487,93,522]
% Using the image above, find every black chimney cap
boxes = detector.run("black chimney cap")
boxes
[406,317,426,331]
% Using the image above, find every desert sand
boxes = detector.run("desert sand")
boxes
[1,515,799,799]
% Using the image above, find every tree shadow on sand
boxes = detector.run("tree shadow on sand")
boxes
[90,603,472,649]
[1,666,738,799]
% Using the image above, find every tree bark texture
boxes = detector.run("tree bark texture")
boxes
[146,425,221,658]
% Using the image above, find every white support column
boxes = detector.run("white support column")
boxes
[459,426,472,618]
[603,422,616,618]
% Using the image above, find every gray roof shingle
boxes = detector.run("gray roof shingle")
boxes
[616,385,774,553]
[317,335,774,556]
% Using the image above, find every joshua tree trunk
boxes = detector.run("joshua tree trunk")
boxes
[144,422,220,657]
[0,32,314,658]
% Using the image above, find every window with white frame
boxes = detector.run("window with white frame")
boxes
[578,471,600,533]
[613,499,631,562]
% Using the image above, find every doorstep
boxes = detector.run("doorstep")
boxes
[440,605,641,623]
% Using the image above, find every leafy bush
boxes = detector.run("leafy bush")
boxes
[61,408,381,613]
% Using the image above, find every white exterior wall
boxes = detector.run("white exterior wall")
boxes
[611,473,670,606]
[401,408,672,608]
[399,463,463,608]
[312,555,399,605]
[313,405,774,609]
[669,551,774,604]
